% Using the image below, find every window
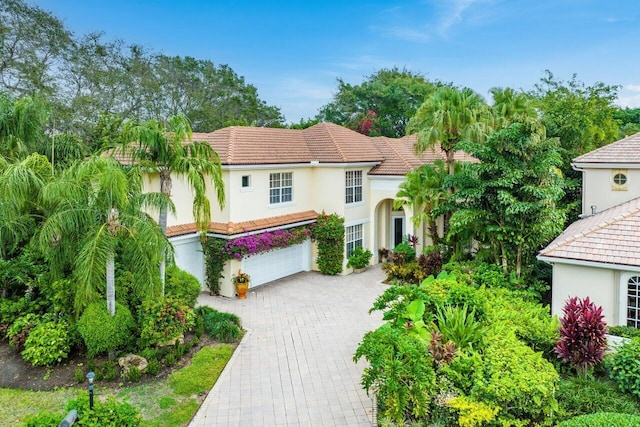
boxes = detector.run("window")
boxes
[612,169,628,191]
[242,175,251,189]
[346,224,363,257]
[346,170,363,204]
[270,172,293,204]
[627,276,640,328]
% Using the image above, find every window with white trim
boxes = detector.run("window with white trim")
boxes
[269,172,293,204]
[346,224,363,257]
[346,170,363,204]
[627,275,640,328]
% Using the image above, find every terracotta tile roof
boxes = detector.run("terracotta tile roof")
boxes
[573,132,640,164]
[539,197,640,267]
[166,210,318,238]
[368,134,477,176]
[302,123,384,163]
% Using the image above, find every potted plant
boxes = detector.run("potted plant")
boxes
[232,270,251,299]
[378,247,389,263]
[347,247,373,273]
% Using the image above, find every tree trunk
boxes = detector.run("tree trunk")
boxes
[516,245,522,279]
[106,252,115,316]
[159,170,172,294]
[500,242,508,274]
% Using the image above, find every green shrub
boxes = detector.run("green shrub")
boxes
[381,260,428,284]
[77,302,135,357]
[22,410,65,426]
[556,376,640,421]
[7,313,40,351]
[482,287,559,358]
[164,352,177,367]
[146,359,161,376]
[138,296,195,346]
[347,247,373,269]
[165,265,202,308]
[21,320,71,366]
[608,325,640,339]
[124,366,142,383]
[607,338,640,398]
[138,347,159,362]
[67,393,141,426]
[354,324,436,423]
[203,309,242,342]
[556,412,640,427]
[194,312,204,338]
[98,360,119,381]
[468,333,559,425]
[392,241,416,263]
[74,367,85,384]
[202,238,227,295]
[209,321,242,343]
[314,212,344,275]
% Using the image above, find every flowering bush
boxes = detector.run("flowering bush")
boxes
[224,226,312,260]
[139,296,195,346]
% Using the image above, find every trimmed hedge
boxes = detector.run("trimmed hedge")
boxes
[556,412,640,427]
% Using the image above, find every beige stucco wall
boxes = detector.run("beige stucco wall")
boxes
[582,168,640,216]
[551,262,618,325]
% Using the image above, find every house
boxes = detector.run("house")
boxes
[146,122,472,297]
[539,132,640,327]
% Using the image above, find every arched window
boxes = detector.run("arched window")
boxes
[627,276,640,327]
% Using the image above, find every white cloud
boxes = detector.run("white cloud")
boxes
[436,0,481,36]
[617,84,640,108]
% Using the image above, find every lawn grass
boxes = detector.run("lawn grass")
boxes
[0,344,234,427]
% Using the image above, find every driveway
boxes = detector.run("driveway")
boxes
[190,266,387,426]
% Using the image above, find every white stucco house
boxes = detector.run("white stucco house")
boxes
[143,122,472,297]
[539,132,640,327]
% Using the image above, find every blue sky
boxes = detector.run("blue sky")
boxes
[36,0,640,123]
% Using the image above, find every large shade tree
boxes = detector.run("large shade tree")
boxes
[37,156,174,315]
[446,121,566,277]
[121,114,225,290]
[317,68,436,138]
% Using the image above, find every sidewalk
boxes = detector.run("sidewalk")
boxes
[190,266,387,426]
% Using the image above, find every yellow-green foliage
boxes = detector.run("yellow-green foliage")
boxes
[472,333,559,425]
[448,396,498,427]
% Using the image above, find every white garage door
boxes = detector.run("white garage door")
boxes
[242,241,311,287]
[171,236,205,289]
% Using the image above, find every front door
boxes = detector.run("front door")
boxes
[392,216,405,248]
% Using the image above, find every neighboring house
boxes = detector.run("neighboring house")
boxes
[539,132,640,327]
[143,122,472,297]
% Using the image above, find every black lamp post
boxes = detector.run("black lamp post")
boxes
[86,371,95,410]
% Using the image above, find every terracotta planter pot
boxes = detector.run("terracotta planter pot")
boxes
[235,282,249,299]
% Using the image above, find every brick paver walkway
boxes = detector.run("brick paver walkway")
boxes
[190,266,387,426]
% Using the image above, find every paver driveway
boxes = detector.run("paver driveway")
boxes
[190,266,387,426]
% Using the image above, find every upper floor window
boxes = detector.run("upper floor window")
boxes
[242,175,251,189]
[270,172,293,204]
[627,275,640,328]
[612,169,628,191]
[346,170,363,204]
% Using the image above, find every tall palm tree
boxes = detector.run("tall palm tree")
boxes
[490,87,539,130]
[0,93,49,160]
[407,86,490,176]
[120,114,225,291]
[394,160,450,247]
[38,156,174,316]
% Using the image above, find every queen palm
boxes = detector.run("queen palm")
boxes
[490,87,539,130]
[121,114,225,290]
[408,86,490,176]
[38,156,174,316]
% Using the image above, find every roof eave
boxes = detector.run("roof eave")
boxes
[537,254,640,272]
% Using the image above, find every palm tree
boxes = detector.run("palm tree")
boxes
[394,160,449,247]
[407,86,490,176]
[120,114,225,291]
[38,156,174,316]
[0,93,49,160]
[490,87,540,130]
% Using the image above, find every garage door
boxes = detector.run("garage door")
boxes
[171,236,205,289]
[242,241,311,287]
